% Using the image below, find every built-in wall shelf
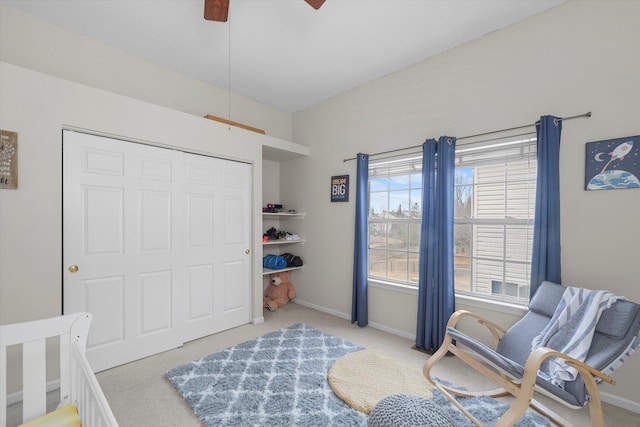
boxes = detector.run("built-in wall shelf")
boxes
[262,211,306,277]
[262,265,305,276]
[260,134,308,281]
[262,212,305,219]
[262,138,310,162]
[263,239,306,246]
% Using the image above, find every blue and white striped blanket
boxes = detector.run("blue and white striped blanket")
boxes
[531,286,624,387]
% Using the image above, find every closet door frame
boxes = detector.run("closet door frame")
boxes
[62,129,252,371]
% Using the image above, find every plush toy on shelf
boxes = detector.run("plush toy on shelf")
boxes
[264,271,296,311]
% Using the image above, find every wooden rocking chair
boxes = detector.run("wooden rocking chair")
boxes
[423,281,640,426]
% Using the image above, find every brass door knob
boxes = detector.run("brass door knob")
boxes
[68,265,79,273]
[245,249,250,255]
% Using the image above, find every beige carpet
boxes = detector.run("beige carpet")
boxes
[328,349,433,414]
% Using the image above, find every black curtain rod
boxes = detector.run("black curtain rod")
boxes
[343,111,591,162]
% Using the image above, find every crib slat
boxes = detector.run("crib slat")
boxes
[59,333,71,406]
[71,342,118,427]
[22,339,47,423]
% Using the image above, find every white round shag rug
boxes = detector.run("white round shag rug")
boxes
[328,349,433,414]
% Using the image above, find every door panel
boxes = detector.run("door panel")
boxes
[186,194,213,247]
[64,131,183,371]
[84,186,123,254]
[139,270,173,335]
[82,148,123,176]
[140,156,172,181]
[63,130,252,371]
[216,161,251,330]
[223,196,245,244]
[181,153,251,342]
[187,264,215,320]
[139,190,172,251]
[84,276,125,348]
[223,261,247,312]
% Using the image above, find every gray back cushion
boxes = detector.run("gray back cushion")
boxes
[496,280,640,406]
[497,281,564,365]
[527,281,565,317]
[595,300,639,338]
[528,281,640,338]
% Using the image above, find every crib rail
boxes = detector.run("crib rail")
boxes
[70,341,118,426]
[0,313,118,427]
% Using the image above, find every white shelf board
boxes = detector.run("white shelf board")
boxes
[262,138,310,162]
[262,212,305,219]
[263,238,305,245]
[262,266,305,276]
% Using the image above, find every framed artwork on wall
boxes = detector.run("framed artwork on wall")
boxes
[0,130,18,190]
[585,135,640,191]
[331,175,349,202]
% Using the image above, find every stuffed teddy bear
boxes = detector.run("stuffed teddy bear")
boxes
[263,271,296,311]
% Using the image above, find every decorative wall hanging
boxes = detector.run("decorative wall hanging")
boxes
[331,175,349,202]
[0,130,18,189]
[585,135,640,191]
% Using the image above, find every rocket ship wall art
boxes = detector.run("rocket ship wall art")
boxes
[585,136,640,191]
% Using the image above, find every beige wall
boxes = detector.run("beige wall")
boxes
[288,0,640,410]
[0,61,272,393]
[0,5,292,141]
[1,0,639,413]
[0,4,297,397]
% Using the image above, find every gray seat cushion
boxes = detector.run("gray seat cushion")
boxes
[489,281,640,407]
[450,325,584,407]
[368,394,455,427]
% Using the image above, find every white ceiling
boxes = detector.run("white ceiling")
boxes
[1,0,566,113]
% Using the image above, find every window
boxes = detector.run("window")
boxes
[454,137,537,304]
[368,156,422,285]
[491,280,530,300]
[367,136,537,305]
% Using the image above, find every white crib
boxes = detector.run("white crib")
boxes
[0,312,118,427]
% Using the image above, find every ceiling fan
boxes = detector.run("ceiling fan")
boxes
[204,0,325,22]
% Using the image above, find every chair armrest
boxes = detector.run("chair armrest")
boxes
[447,310,507,348]
[495,346,613,427]
[523,347,615,385]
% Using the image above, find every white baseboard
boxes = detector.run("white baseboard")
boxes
[293,299,640,414]
[293,299,350,321]
[600,391,640,414]
[366,320,415,341]
[293,299,415,341]
[252,316,265,325]
[6,379,60,406]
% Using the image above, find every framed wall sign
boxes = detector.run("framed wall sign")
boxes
[585,135,640,191]
[0,130,18,190]
[331,175,349,202]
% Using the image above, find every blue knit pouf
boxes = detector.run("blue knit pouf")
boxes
[368,394,455,427]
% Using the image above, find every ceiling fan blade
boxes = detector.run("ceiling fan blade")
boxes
[204,0,229,22]
[304,0,325,10]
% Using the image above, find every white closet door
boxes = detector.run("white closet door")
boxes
[182,153,251,342]
[63,130,251,371]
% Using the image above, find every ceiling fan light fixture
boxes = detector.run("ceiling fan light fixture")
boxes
[204,0,229,22]
[304,0,326,10]
[204,0,323,23]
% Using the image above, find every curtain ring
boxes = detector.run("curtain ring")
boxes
[447,138,453,145]
[553,118,560,126]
